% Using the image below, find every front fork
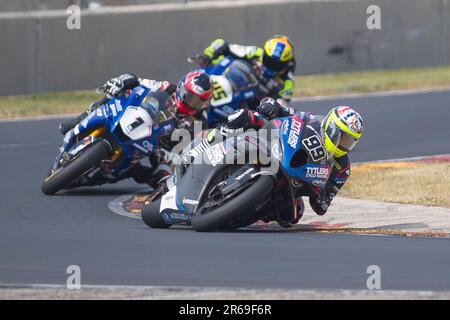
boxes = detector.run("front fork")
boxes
[54,126,122,172]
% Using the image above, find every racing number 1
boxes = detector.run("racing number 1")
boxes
[127,117,144,132]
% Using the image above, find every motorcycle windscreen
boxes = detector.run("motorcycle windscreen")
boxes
[224,60,258,92]
[141,90,171,118]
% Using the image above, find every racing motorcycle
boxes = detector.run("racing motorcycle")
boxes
[141,115,334,231]
[188,54,280,127]
[41,87,177,195]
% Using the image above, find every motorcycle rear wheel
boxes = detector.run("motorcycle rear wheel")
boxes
[141,197,171,229]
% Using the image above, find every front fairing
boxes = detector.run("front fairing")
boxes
[106,87,176,157]
[159,128,263,224]
[53,106,110,171]
[276,116,333,193]
[205,56,259,127]
[106,86,151,133]
[203,56,234,75]
[224,60,259,92]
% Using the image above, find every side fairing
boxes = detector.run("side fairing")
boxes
[278,116,333,190]
[58,106,109,157]
[159,131,249,223]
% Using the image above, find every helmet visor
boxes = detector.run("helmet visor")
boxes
[263,54,287,73]
[178,85,209,111]
[339,132,359,152]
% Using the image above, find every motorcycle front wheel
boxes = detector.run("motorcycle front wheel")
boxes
[41,141,110,195]
[191,174,275,232]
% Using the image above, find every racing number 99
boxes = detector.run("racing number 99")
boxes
[302,135,326,162]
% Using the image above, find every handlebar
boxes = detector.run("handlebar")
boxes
[187,55,199,64]
[187,54,210,67]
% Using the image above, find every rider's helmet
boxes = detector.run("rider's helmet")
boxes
[322,106,364,158]
[262,35,295,78]
[175,70,214,116]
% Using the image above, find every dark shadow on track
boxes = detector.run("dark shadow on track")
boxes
[57,186,147,196]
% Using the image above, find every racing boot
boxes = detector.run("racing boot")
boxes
[132,163,172,189]
[309,194,329,216]
[273,197,305,228]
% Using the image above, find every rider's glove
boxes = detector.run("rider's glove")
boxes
[226,109,264,130]
[227,109,252,130]
[204,38,228,60]
[104,77,123,98]
[278,79,295,102]
[257,97,281,119]
[103,73,140,99]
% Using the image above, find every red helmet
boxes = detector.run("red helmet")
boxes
[175,70,213,116]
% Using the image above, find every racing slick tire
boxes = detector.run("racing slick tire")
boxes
[41,141,111,195]
[191,175,275,232]
[141,198,171,229]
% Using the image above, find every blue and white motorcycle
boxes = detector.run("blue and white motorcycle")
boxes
[41,87,177,195]
[188,54,278,127]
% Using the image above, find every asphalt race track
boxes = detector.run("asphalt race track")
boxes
[0,90,450,290]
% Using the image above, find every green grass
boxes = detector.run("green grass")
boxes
[294,65,450,97]
[340,162,450,208]
[1,65,450,119]
[0,91,100,118]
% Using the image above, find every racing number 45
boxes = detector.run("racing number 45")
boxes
[213,80,228,101]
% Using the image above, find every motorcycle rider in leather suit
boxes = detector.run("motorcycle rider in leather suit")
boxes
[225,97,364,226]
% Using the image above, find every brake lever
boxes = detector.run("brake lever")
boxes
[187,56,197,64]
[187,54,204,65]
[96,85,106,94]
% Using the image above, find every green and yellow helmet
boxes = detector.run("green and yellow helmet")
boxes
[262,35,294,77]
[322,106,364,158]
